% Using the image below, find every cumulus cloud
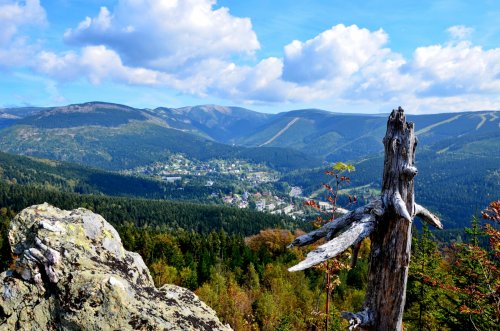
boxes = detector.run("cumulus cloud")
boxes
[447,25,473,40]
[277,24,416,103]
[40,18,500,109]
[282,24,389,83]
[275,24,500,106]
[409,41,500,97]
[63,0,260,71]
[36,46,181,87]
[19,1,499,112]
[35,45,289,102]
[0,0,46,67]
[0,0,46,45]
[35,0,268,100]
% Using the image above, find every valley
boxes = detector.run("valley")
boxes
[0,101,498,331]
[0,101,498,230]
[2,2,499,329]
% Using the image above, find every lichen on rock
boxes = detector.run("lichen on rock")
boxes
[0,203,232,331]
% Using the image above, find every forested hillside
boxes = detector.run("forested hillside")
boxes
[1,102,497,231]
[0,102,319,171]
[0,151,243,202]
[1,144,497,230]
[151,105,273,142]
[0,181,297,235]
[280,148,499,229]
[0,181,497,330]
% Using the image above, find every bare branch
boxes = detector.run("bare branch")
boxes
[392,191,411,222]
[288,199,383,248]
[287,211,357,248]
[341,308,373,330]
[415,203,443,229]
[288,214,376,272]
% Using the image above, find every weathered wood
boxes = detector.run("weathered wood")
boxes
[341,309,373,331]
[288,214,376,271]
[288,199,383,248]
[288,107,442,330]
[350,241,362,269]
[362,107,416,331]
[415,203,443,229]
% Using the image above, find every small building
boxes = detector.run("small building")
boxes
[256,199,266,212]
[289,186,303,197]
[283,205,294,214]
[164,176,182,183]
[238,201,249,209]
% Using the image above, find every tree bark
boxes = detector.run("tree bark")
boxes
[363,107,417,330]
[288,107,442,331]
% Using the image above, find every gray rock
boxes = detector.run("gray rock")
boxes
[0,203,232,331]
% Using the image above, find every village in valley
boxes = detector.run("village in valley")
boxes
[123,153,309,218]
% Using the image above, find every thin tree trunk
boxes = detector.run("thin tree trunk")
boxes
[326,269,330,331]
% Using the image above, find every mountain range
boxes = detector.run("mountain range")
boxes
[0,102,319,171]
[0,101,498,229]
[2,102,498,165]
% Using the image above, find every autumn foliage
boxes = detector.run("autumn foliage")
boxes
[406,200,500,330]
[245,229,297,256]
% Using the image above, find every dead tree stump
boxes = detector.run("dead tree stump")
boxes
[288,107,442,331]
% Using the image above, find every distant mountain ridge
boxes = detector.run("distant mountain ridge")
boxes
[1,101,499,163]
[17,102,147,128]
[151,104,272,142]
[0,102,319,171]
[4,101,498,143]
[235,109,499,161]
[0,101,498,229]
[150,104,496,163]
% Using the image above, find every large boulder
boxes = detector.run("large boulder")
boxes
[0,203,231,331]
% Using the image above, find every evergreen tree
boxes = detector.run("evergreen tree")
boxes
[406,225,451,330]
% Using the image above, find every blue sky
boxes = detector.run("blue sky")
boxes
[1,0,500,114]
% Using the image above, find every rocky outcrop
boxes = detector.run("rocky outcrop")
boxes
[0,203,231,331]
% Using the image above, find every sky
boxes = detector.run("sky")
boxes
[1,0,500,114]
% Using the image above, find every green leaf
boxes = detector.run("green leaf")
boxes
[332,162,355,173]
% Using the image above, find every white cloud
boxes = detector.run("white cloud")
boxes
[0,1,497,113]
[22,5,500,113]
[273,24,417,103]
[41,21,500,110]
[63,0,260,71]
[0,0,46,67]
[282,24,389,83]
[447,25,473,40]
[0,37,39,67]
[0,0,46,45]
[36,46,181,87]
[409,41,500,96]
[398,94,500,114]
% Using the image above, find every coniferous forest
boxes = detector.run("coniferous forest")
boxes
[2,1,500,330]
[0,178,498,330]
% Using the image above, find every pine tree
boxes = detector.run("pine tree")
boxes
[406,225,450,330]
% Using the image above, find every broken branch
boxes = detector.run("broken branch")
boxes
[288,214,376,272]
[341,309,373,331]
[288,199,383,248]
[415,203,442,229]
[392,191,412,222]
